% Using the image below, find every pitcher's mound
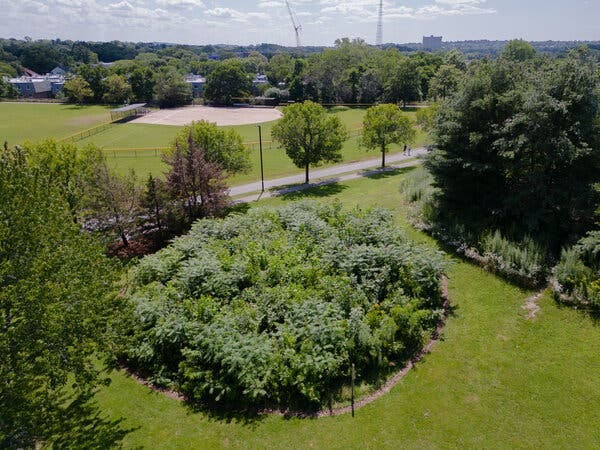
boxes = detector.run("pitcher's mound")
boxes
[131,105,282,126]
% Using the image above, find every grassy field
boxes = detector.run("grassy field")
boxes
[96,169,600,449]
[0,103,112,144]
[83,108,428,182]
[0,103,427,183]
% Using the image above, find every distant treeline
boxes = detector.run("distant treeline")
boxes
[1,37,599,76]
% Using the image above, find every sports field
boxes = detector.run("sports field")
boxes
[131,105,282,126]
[0,103,112,145]
[0,103,428,183]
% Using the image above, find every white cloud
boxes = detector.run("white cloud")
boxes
[155,0,204,8]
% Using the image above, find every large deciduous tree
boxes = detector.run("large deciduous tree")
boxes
[204,61,251,106]
[272,101,348,184]
[154,68,192,108]
[164,121,249,221]
[102,73,132,104]
[360,104,416,167]
[0,145,123,448]
[385,58,421,107]
[428,64,462,101]
[63,76,94,104]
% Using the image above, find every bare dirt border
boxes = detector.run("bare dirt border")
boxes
[131,105,282,126]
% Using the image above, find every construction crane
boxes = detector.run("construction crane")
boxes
[285,0,302,48]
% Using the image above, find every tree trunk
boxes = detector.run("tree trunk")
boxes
[305,161,310,184]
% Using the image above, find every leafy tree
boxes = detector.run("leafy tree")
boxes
[502,39,536,62]
[426,50,600,250]
[0,61,17,77]
[385,58,421,107]
[360,104,416,167]
[272,101,348,183]
[77,64,108,102]
[164,132,228,221]
[63,76,94,104]
[20,41,61,73]
[140,174,173,241]
[102,73,132,104]
[84,164,141,249]
[443,49,467,71]
[23,140,104,221]
[0,145,123,447]
[171,120,251,175]
[0,77,18,99]
[415,103,439,133]
[204,61,252,105]
[154,68,192,108]
[266,53,294,85]
[128,65,155,102]
[428,64,462,100]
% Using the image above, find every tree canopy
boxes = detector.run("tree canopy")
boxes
[0,145,123,447]
[203,61,251,105]
[272,101,347,183]
[426,49,600,250]
[360,104,416,167]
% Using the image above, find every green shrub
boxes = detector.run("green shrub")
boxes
[480,230,548,284]
[553,240,600,311]
[122,201,446,409]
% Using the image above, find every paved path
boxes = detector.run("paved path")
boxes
[230,147,427,201]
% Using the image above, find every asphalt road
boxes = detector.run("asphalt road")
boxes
[231,147,427,203]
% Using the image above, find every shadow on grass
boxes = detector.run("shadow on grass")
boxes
[185,401,271,429]
[47,391,139,449]
[276,181,348,200]
[225,201,251,216]
[362,166,416,180]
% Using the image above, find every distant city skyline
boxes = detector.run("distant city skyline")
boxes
[0,0,598,47]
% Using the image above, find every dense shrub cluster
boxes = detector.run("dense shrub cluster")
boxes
[400,167,549,287]
[122,202,445,409]
[553,231,600,312]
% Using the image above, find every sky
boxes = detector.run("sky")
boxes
[0,0,598,47]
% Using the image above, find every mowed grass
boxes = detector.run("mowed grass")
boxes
[96,169,600,449]
[81,107,428,182]
[0,103,112,144]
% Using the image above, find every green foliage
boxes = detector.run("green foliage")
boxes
[415,103,439,132]
[426,50,600,252]
[553,231,600,311]
[170,120,251,175]
[64,76,94,104]
[480,230,548,283]
[502,39,536,62]
[0,145,122,446]
[102,73,132,104]
[204,60,252,105]
[154,68,192,108]
[401,167,549,286]
[122,202,445,409]
[385,58,422,106]
[272,101,348,183]
[428,64,462,100]
[360,103,416,167]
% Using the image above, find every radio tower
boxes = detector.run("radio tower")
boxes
[375,0,383,46]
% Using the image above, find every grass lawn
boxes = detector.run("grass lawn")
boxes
[0,103,112,144]
[83,108,427,182]
[96,169,600,449]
